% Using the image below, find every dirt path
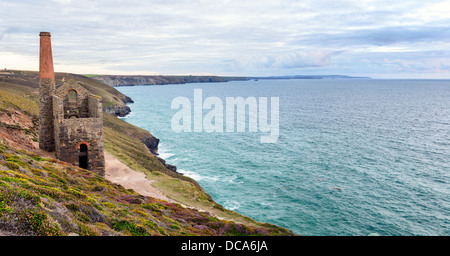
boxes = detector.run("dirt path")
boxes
[104,152,174,203]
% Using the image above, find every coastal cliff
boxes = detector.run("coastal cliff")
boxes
[0,71,178,182]
[91,75,248,87]
[0,70,294,236]
[91,74,369,87]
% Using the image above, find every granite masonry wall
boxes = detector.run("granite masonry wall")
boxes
[39,78,56,151]
[53,90,105,176]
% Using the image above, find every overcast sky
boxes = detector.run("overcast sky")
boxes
[1,0,450,78]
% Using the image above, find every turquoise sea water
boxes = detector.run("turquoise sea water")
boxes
[117,79,450,236]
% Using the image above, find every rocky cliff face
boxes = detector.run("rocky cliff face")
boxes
[92,75,243,87]
[101,94,133,117]
[102,104,131,117]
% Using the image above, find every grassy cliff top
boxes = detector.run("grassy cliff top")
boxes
[0,69,131,110]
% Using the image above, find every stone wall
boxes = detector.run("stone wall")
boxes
[88,95,102,118]
[53,90,105,176]
[54,81,92,119]
[39,78,56,151]
[57,118,104,176]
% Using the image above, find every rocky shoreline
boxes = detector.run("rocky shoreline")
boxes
[102,102,132,117]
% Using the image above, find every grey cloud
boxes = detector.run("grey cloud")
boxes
[323,50,450,76]
[232,50,344,72]
[271,51,344,69]
[349,26,450,46]
[298,25,450,48]
[1,0,450,78]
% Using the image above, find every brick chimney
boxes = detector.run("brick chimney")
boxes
[39,32,55,79]
[38,32,56,151]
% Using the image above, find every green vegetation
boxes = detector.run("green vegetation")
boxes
[1,70,132,115]
[0,81,39,117]
[82,74,104,77]
[0,139,292,236]
[103,113,166,173]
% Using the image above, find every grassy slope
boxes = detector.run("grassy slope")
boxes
[0,139,289,236]
[0,70,130,110]
[0,71,294,235]
[0,81,39,117]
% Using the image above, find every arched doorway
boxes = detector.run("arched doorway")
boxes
[68,89,78,102]
[79,143,88,169]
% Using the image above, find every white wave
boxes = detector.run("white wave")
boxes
[223,200,241,211]
[157,144,176,160]
[118,112,134,119]
[159,152,175,159]
[178,169,220,182]
[223,174,242,184]
[178,169,204,181]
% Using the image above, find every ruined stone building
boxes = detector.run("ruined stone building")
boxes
[38,32,105,176]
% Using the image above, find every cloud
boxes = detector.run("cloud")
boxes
[232,50,344,73]
[317,49,450,78]
[273,51,345,69]
[381,51,450,74]
[1,0,450,77]
[51,0,72,4]
[297,25,450,49]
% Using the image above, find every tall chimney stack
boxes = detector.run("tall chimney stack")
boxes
[38,32,56,151]
[39,32,55,79]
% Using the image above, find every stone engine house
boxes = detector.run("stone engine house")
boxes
[38,32,105,176]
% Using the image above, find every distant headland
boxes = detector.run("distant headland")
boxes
[89,74,371,87]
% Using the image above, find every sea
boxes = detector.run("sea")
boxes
[117,79,450,236]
